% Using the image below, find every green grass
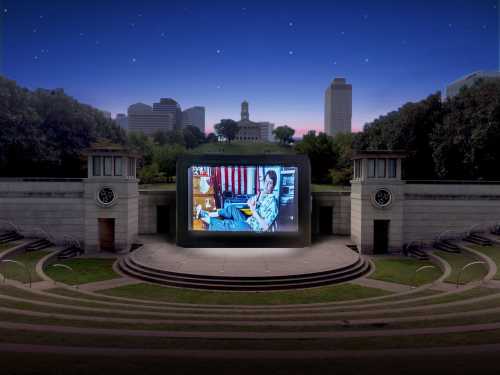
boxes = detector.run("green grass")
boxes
[0,250,53,283]
[369,257,442,286]
[44,258,120,285]
[311,184,350,192]
[138,183,176,191]
[99,282,390,305]
[435,250,489,284]
[468,244,500,280]
[0,241,22,254]
[191,141,296,155]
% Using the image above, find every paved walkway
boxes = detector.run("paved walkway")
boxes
[77,277,142,292]
[351,278,410,292]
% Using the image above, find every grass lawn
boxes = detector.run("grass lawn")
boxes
[435,250,488,285]
[44,258,120,285]
[311,184,351,192]
[191,142,296,155]
[368,257,442,286]
[468,244,500,280]
[0,242,19,254]
[99,282,390,305]
[139,183,175,191]
[0,249,53,283]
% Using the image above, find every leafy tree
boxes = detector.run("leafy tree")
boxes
[214,119,239,143]
[273,125,295,145]
[152,144,186,178]
[294,131,337,183]
[431,80,500,180]
[353,93,442,179]
[182,125,205,149]
[206,132,218,143]
[329,133,354,185]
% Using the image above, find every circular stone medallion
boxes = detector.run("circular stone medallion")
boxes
[96,187,117,207]
[373,188,392,208]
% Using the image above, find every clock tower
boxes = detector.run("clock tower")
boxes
[350,151,406,254]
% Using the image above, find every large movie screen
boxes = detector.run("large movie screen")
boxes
[190,165,298,233]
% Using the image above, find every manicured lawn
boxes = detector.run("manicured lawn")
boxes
[435,251,488,285]
[99,282,390,305]
[0,241,22,254]
[44,258,120,285]
[0,250,53,283]
[311,184,350,192]
[139,183,176,191]
[191,142,296,155]
[369,257,442,286]
[468,244,500,280]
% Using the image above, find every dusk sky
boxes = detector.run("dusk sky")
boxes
[2,0,498,135]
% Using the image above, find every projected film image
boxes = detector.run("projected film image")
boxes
[190,165,298,232]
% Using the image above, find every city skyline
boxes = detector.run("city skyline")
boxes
[2,0,498,135]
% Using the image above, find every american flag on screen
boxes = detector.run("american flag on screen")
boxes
[213,166,264,195]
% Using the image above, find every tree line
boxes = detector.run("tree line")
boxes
[1,75,499,184]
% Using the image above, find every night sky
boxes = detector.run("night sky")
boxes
[2,0,498,134]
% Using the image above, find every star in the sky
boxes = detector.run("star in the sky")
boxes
[33,28,37,33]
[333,61,337,65]
[3,8,7,13]
[288,50,294,55]
[289,21,294,27]
[364,58,369,63]
[130,22,135,27]
[138,13,142,17]
[448,23,452,28]
[33,55,39,60]
[39,15,44,19]
[340,31,345,35]
[79,32,85,37]
[160,32,166,38]
[216,85,221,89]
[131,57,137,63]
[216,49,221,54]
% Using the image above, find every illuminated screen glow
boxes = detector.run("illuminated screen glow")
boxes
[189,165,298,232]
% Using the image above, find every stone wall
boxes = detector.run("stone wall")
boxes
[0,179,85,242]
[403,183,500,243]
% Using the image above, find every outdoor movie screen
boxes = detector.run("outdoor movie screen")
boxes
[189,165,298,233]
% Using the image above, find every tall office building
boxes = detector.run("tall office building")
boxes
[446,71,500,99]
[182,106,206,133]
[324,78,352,136]
[115,113,128,130]
[128,103,175,135]
[153,98,182,129]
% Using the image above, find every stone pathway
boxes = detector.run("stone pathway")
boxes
[77,277,142,292]
[351,278,411,293]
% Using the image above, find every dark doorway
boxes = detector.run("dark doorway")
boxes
[98,218,115,252]
[373,220,390,254]
[319,206,333,235]
[157,205,170,234]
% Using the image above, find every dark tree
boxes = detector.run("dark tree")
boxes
[273,125,295,145]
[182,125,205,149]
[214,119,239,143]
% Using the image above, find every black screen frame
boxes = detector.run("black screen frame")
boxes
[176,154,311,248]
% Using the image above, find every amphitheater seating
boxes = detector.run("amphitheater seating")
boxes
[464,233,493,246]
[25,238,53,252]
[0,230,23,244]
[433,240,461,253]
[404,243,429,261]
[57,245,83,260]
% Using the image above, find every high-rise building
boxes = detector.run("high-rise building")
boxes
[153,98,182,129]
[182,106,206,133]
[324,78,352,136]
[234,101,275,142]
[115,113,128,130]
[445,71,500,99]
[127,103,175,135]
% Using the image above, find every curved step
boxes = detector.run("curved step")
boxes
[117,256,371,291]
